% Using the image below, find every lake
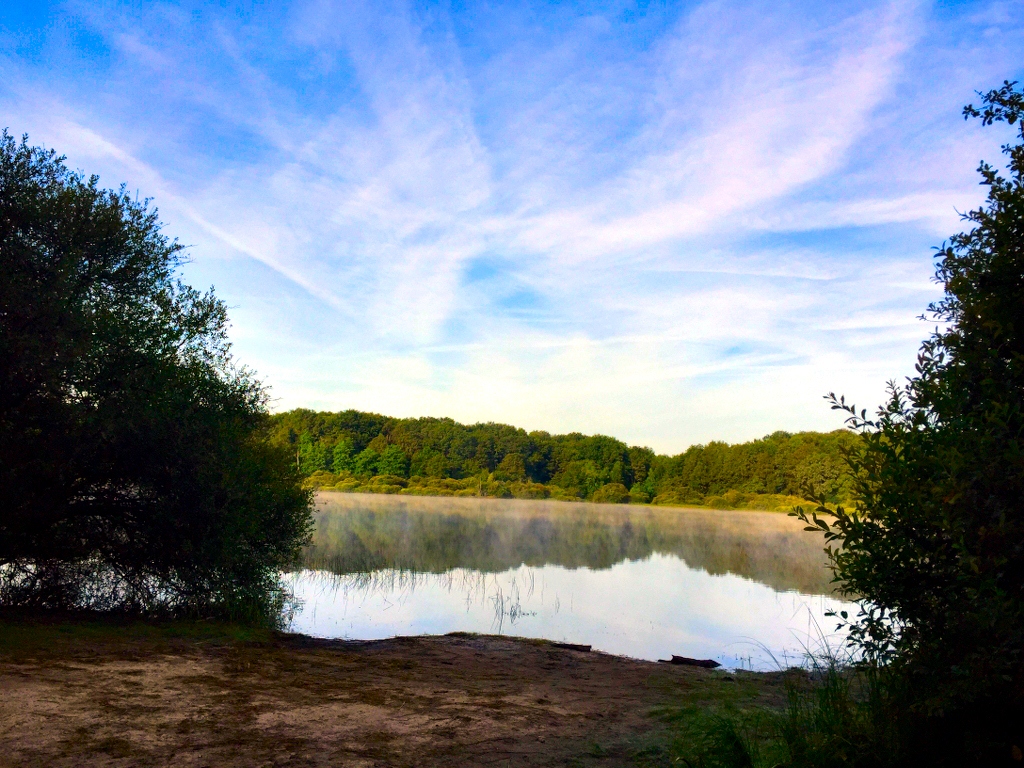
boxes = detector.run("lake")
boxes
[285,492,856,669]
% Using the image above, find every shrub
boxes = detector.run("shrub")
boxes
[794,81,1024,765]
[510,481,549,499]
[628,487,652,504]
[0,132,311,624]
[591,482,630,504]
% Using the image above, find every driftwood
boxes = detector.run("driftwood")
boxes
[550,642,591,652]
[658,655,721,669]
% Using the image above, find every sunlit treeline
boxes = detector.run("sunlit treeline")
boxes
[268,410,859,508]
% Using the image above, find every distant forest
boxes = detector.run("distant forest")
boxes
[268,410,859,510]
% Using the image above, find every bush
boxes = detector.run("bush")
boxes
[0,132,311,624]
[510,481,549,499]
[639,82,1024,768]
[793,82,1024,765]
[303,470,345,489]
[591,482,630,504]
[628,487,652,504]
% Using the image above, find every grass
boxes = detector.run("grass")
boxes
[0,608,272,660]
[628,645,935,768]
[632,668,799,768]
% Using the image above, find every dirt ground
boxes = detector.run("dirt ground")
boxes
[0,619,789,767]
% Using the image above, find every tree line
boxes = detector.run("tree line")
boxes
[268,409,861,509]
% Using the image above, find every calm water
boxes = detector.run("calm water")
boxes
[285,493,856,669]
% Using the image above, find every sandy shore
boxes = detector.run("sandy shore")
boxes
[0,617,793,767]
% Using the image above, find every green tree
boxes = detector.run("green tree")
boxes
[332,438,355,472]
[494,452,527,481]
[0,132,311,623]
[592,483,630,504]
[798,82,1024,764]
[298,433,332,474]
[628,446,655,485]
[377,445,410,478]
[272,405,862,508]
[354,448,379,477]
[410,447,451,478]
[551,460,608,499]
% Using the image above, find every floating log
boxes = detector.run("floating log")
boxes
[658,655,721,668]
[550,642,591,652]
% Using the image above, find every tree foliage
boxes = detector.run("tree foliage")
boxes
[270,408,859,508]
[0,132,312,623]
[796,82,1024,764]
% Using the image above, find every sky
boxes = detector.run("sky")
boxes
[1,1,1022,453]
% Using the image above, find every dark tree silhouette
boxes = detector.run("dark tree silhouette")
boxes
[797,81,1024,765]
[0,132,311,623]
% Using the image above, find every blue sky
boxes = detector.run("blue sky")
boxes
[2,1,1022,452]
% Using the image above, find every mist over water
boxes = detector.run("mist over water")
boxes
[286,493,856,669]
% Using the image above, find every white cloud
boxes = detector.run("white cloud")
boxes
[1,0,1018,450]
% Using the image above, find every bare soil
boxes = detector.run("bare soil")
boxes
[0,619,788,767]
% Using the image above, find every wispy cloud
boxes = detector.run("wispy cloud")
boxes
[1,0,1021,450]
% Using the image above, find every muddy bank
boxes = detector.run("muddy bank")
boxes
[0,618,790,767]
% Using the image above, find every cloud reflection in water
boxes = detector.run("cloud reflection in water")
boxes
[287,493,857,669]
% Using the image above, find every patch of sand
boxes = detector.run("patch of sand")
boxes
[0,632,785,767]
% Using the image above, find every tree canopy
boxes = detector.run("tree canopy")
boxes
[797,81,1024,765]
[0,132,311,623]
[269,408,859,509]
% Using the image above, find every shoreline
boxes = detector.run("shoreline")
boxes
[0,614,793,767]
[316,487,810,515]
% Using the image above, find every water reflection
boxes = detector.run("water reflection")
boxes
[288,493,855,668]
[301,492,836,594]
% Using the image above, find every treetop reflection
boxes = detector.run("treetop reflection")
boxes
[300,493,834,595]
